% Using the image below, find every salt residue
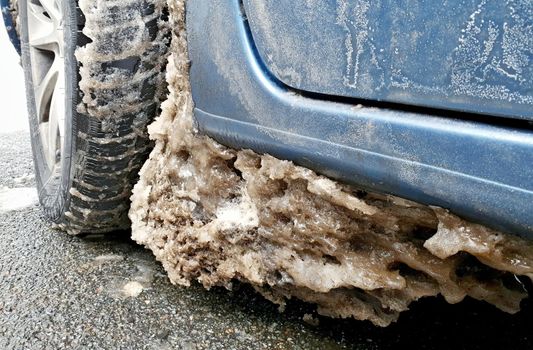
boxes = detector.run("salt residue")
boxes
[0,187,38,213]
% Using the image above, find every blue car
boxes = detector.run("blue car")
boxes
[2,0,533,326]
[188,1,533,240]
[3,0,531,237]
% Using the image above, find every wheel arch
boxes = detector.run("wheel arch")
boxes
[1,0,21,54]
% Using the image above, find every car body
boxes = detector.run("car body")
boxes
[186,0,533,238]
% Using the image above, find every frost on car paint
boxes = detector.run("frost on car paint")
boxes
[130,0,533,327]
[245,0,533,119]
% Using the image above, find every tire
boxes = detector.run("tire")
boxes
[19,0,169,234]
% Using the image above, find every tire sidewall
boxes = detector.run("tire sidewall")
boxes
[19,0,78,222]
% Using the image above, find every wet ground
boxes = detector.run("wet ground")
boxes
[0,130,532,350]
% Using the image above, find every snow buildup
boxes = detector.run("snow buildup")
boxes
[130,0,533,327]
[57,0,169,233]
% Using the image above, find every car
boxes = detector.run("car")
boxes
[3,0,533,326]
[3,0,531,237]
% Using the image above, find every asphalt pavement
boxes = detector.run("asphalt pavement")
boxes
[1,130,532,350]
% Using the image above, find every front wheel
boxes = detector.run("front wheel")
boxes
[19,0,169,234]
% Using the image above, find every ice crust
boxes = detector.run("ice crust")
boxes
[130,0,533,327]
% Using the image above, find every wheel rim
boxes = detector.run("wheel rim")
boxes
[27,0,65,170]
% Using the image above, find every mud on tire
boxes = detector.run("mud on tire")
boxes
[20,0,169,234]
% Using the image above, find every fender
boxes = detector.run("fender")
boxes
[1,0,20,54]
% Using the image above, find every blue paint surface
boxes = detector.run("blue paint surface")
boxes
[244,0,533,121]
[1,0,21,54]
[187,0,533,238]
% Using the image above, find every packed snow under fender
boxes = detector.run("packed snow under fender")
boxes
[130,0,533,327]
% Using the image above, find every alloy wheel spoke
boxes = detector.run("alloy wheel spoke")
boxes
[28,0,65,170]
[48,68,65,164]
[47,95,60,165]
[28,2,61,51]
[39,121,51,158]
[29,26,59,51]
[39,0,61,24]
[34,60,59,123]
[27,3,56,49]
